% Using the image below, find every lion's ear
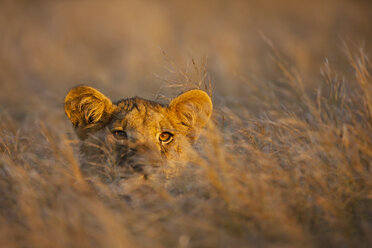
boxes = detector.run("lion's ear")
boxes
[169,90,213,138]
[64,86,115,139]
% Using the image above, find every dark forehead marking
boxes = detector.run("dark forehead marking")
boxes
[114,97,166,111]
[111,97,168,124]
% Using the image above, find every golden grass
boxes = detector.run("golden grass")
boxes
[0,0,371,247]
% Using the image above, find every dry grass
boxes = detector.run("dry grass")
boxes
[0,0,372,247]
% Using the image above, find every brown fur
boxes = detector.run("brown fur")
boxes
[65,86,212,177]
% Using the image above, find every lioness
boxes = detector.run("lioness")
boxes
[64,86,212,177]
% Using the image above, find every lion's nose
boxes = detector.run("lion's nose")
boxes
[117,143,151,163]
[131,163,145,172]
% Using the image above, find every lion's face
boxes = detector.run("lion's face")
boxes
[64,86,212,177]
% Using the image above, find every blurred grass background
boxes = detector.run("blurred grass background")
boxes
[1,0,371,120]
[0,0,372,247]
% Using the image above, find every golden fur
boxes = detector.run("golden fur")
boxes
[65,86,213,176]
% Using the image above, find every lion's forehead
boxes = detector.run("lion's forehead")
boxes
[110,98,175,133]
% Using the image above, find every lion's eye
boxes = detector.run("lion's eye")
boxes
[113,130,127,140]
[159,132,173,143]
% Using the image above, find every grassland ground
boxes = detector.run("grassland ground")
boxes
[0,0,371,247]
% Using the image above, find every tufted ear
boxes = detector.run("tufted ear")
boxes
[64,86,115,139]
[169,90,213,139]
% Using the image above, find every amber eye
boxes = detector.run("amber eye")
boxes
[159,132,173,143]
[113,130,127,140]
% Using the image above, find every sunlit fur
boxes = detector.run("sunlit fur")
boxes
[1,1,371,247]
[65,86,213,177]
